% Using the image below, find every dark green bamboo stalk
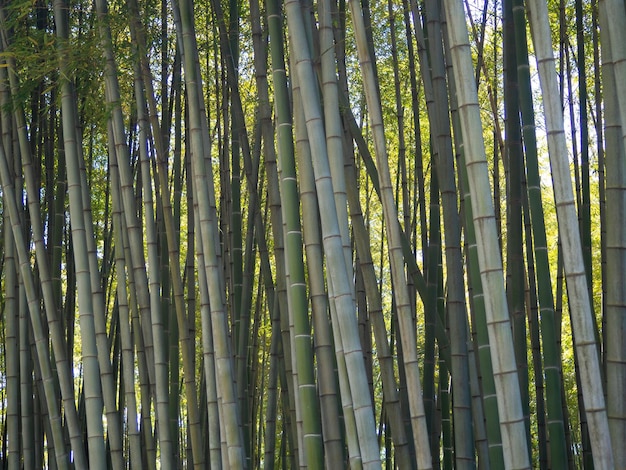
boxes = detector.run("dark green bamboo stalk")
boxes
[511,0,569,461]
[503,0,530,448]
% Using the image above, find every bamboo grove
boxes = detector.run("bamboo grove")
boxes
[0,0,624,467]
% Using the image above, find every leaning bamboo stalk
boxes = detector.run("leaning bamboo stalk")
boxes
[94,0,174,463]
[285,1,381,467]
[443,0,531,466]
[348,0,432,466]
[110,155,143,469]
[0,142,69,470]
[345,153,414,468]
[0,28,89,468]
[526,0,614,466]
[319,0,353,280]
[287,44,337,469]
[292,73,354,467]
[175,0,247,465]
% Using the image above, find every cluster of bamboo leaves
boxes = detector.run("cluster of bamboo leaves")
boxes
[0,0,624,468]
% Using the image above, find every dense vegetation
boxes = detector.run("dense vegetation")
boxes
[0,0,623,468]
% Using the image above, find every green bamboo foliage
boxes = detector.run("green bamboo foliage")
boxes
[443,0,531,467]
[526,0,614,466]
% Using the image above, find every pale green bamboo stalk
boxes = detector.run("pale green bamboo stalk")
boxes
[107,121,158,470]
[135,79,175,469]
[193,202,224,469]
[443,0,531,466]
[0,34,89,469]
[319,0,353,281]
[348,0,431,466]
[175,0,247,465]
[0,143,69,470]
[345,155,414,469]
[1,74,19,468]
[110,157,143,469]
[51,6,106,466]
[51,5,125,466]
[598,1,626,463]
[526,0,614,466]
[127,3,205,464]
[292,78,354,468]
[285,1,381,467]
[442,26,496,466]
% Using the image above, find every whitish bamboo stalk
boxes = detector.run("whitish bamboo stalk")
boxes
[525,0,614,466]
[110,159,143,469]
[0,142,69,470]
[175,0,247,465]
[443,0,531,466]
[0,28,89,468]
[598,1,626,463]
[292,73,354,468]
[285,1,381,467]
[348,0,432,466]
[51,4,108,466]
